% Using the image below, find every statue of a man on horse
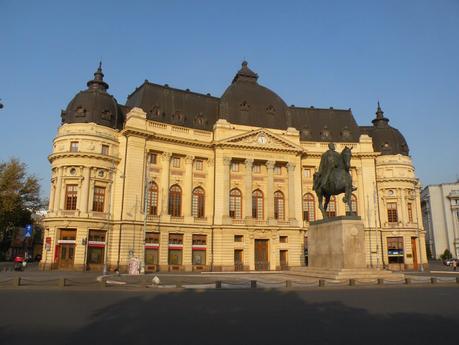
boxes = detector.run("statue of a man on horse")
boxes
[313,143,356,219]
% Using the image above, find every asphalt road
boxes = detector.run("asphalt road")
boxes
[0,286,458,345]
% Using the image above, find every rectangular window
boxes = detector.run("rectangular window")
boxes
[87,247,104,264]
[92,186,105,212]
[171,157,181,168]
[279,236,288,243]
[407,203,413,223]
[231,162,239,172]
[303,168,312,178]
[88,230,106,242]
[169,233,183,245]
[192,250,206,265]
[387,202,398,223]
[101,144,109,155]
[145,248,159,265]
[149,152,157,165]
[194,159,203,171]
[252,164,261,173]
[168,250,182,265]
[387,236,404,264]
[70,141,79,152]
[192,234,207,246]
[145,232,160,244]
[274,166,281,175]
[234,235,243,242]
[65,185,78,210]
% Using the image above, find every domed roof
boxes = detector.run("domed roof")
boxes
[219,62,289,129]
[61,63,123,129]
[367,102,409,156]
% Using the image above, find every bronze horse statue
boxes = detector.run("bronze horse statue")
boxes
[313,144,355,219]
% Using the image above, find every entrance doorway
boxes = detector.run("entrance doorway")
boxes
[411,237,418,270]
[58,229,76,269]
[280,250,288,270]
[255,239,269,271]
[234,249,244,271]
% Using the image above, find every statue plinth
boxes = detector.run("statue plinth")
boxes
[291,216,404,280]
[309,216,366,270]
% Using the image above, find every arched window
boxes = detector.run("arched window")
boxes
[229,188,242,219]
[147,182,158,215]
[274,191,285,220]
[326,196,336,218]
[345,194,358,216]
[192,187,205,218]
[303,193,315,222]
[168,184,182,217]
[252,189,264,219]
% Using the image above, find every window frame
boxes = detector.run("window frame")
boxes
[274,190,285,220]
[252,189,264,219]
[92,186,106,212]
[65,184,78,210]
[229,188,242,219]
[192,187,205,218]
[168,184,182,217]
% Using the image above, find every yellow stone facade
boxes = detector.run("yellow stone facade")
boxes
[41,106,428,272]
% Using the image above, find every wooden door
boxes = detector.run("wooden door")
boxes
[280,250,288,270]
[411,237,418,270]
[255,239,269,271]
[58,244,75,269]
[234,249,243,271]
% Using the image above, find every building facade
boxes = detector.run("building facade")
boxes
[421,182,459,259]
[41,62,427,272]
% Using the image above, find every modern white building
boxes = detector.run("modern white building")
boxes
[421,182,459,259]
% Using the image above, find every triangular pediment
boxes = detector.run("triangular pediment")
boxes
[217,128,303,152]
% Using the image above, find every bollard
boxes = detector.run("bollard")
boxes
[377,278,384,285]
[250,280,257,288]
[216,280,222,289]
[58,277,66,288]
[349,279,356,286]
[14,277,21,287]
[431,277,438,284]
[405,278,412,285]
[456,277,459,284]
[285,280,292,288]
[319,279,325,287]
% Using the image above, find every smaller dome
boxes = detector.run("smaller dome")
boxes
[369,102,409,156]
[61,63,122,129]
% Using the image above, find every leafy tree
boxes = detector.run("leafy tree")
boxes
[440,249,453,261]
[0,158,42,254]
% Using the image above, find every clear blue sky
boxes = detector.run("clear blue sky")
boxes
[1,0,458,198]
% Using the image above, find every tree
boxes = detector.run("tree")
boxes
[0,158,42,255]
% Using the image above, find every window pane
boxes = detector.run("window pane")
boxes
[192,250,206,265]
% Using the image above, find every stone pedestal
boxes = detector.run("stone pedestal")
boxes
[309,216,365,270]
[292,216,404,280]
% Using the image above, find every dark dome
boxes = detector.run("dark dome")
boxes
[367,103,409,156]
[61,63,123,129]
[219,62,289,129]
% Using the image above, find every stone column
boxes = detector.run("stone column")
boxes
[266,161,275,222]
[244,159,254,220]
[160,152,171,215]
[183,155,194,219]
[287,162,296,223]
[48,173,55,212]
[222,157,231,222]
[54,167,63,212]
[399,188,407,225]
[80,167,91,214]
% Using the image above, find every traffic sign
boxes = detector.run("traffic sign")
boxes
[24,224,33,238]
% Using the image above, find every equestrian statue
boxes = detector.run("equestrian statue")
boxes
[313,143,356,219]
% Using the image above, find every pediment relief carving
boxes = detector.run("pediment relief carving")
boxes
[220,129,301,152]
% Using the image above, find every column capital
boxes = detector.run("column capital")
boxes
[161,152,172,161]
[245,158,254,167]
[286,162,296,171]
[223,157,232,166]
[266,160,276,170]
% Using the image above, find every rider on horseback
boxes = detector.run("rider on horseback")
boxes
[314,143,341,191]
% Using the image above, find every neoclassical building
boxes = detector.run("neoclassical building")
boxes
[41,62,427,272]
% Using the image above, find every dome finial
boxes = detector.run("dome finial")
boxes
[372,100,389,127]
[232,60,258,83]
[87,62,109,91]
[376,100,384,119]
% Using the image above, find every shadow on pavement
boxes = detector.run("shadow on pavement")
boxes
[59,289,457,345]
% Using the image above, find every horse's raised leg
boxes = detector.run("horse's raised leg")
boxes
[344,184,353,215]
[317,192,326,219]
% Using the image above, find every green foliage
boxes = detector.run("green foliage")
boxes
[440,249,453,260]
[0,158,42,252]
